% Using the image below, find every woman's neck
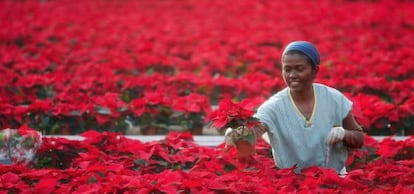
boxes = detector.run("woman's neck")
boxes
[290,85,314,102]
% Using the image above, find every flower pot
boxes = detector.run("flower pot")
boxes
[141,126,159,135]
[59,128,72,135]
[190,127,203,135]
[235,140,255,158]
[404,128,414,136]
[125,125,141,135]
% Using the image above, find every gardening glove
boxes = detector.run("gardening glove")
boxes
[224,127,236,148]
[326,126,345,145]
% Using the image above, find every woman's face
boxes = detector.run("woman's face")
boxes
[282,53,317,94]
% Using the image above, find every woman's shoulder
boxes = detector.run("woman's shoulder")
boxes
[255,88,289,126]
[314,83,344,96]
[314,83,349,103]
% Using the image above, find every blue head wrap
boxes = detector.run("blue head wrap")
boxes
[282,41,320,67]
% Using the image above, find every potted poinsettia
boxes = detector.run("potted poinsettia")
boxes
[207,98,260,157]
[169,93,211,135]
[128,91,173,135]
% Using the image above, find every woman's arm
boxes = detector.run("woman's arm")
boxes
[252,122,269,139]
[342,111,365,148]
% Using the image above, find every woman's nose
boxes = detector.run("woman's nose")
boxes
[288,70,297,78]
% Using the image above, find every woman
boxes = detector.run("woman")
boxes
[226,41,364,174]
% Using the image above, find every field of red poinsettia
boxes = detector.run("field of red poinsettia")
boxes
[1,131,414,193]
[1,0,414,192]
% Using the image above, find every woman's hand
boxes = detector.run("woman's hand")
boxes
[224,126,252,147]
[326,126,345,145]
[224,127,236,147]
[224,127,256,157]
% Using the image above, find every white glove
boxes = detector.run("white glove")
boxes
[224,127,236,147]
[326,126,345,145]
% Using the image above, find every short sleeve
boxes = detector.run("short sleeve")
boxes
[254,99,275,129]
[329,87,352,121]
[254,90,287,132]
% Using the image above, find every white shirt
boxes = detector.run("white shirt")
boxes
[255,83,352,173]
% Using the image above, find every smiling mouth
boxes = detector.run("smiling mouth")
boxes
[290,81,300,87]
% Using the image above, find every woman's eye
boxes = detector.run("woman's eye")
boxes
[296,67,304,72]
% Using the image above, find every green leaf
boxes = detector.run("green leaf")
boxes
[95,106,112,115]
[223,163,236,172]
[146,67,154,75]
[69,110,82,116]
[88,175,97,183]
[241,134,257,145]
[134,159,146,166]
[0,134,5,148]
[23,136,35,148]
